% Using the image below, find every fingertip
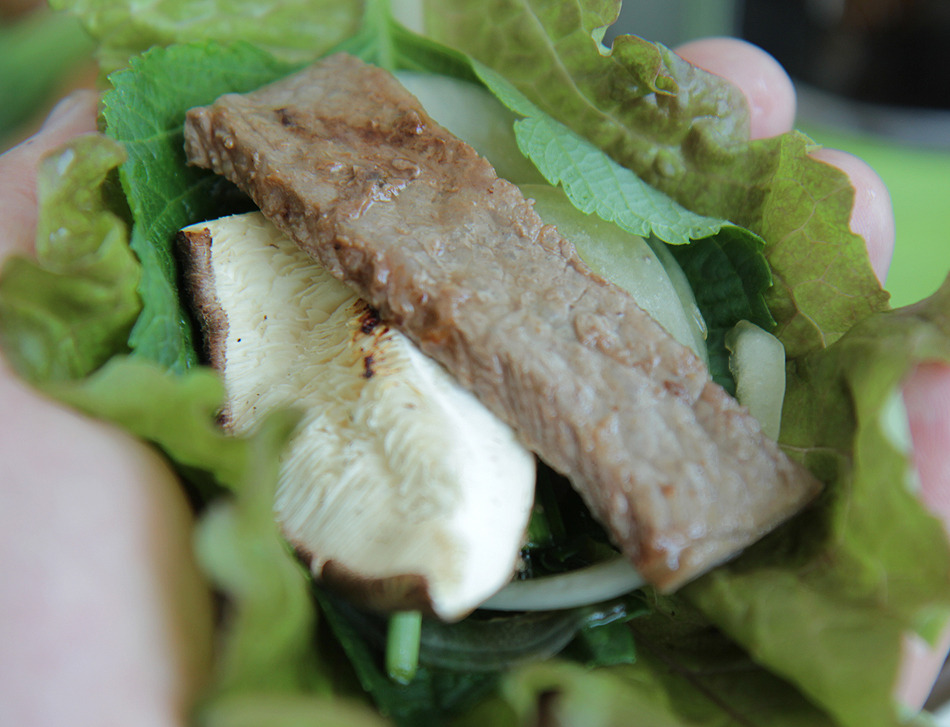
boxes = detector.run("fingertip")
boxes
[0,90,100,261]
[810,147,895,284]
[895,362,950,709]
[903,362,950,528]
[675,37,796,140]
[39,90,100,138]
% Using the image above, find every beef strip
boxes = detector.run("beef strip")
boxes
[184,53,822,591]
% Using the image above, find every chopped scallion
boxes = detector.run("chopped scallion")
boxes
[385,610,423,684]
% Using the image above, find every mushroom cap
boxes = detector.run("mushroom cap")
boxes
[179,212,536,621]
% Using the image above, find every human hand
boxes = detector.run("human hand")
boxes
[676,36,950,713]
[0,93,214,727]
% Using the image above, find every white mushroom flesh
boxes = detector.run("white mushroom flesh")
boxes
[181,211,536,622]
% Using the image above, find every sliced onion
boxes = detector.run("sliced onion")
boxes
[480,557,645,612]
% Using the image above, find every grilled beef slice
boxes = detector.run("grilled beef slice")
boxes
[184,53,821,591]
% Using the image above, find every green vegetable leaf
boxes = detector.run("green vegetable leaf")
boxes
[102,42,296,372]
[419,0,889,356]
[667,226,775,392]
[0,134,140,383]
[192,407,322,700]
[494,655,836,727]
[335,0,477,81]
[51,0,362,74]
[473,62,726,246]
[686,277,950,727]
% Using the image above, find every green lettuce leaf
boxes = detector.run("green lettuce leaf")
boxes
[0,134,140,383]
[45,356,248,488]
[472,62,726,246]
[685,278,950,727]
[102,42,296,372]
[472,590,936,727]
[418,0,889,357]
[191,406,323,702]
[50,0,362,74]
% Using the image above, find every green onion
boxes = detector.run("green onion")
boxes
[385,610,422,684]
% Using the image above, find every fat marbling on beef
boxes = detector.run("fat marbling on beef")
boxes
[183,53,821,591]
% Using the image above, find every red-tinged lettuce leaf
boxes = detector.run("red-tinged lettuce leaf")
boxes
[102,42,297,373]
[0,134,140,383]
[684,278,950,727]
[418,0,889,357]
[51,0,363,74]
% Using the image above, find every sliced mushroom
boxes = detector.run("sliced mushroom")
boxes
[178,211,536,622]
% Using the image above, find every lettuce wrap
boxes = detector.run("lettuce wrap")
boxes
[2,1,950,725]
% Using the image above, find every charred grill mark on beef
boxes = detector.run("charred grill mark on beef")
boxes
[184,53,822,590]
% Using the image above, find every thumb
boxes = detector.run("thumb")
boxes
[0,90,99,261]
[894,361,950,709]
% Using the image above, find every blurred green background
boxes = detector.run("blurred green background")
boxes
[0,4,95,151]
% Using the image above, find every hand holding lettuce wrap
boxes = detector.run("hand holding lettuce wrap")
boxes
[0,94,215,726]
[679,37,950,712]
[2,14,950,727]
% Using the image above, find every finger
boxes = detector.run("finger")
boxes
[904,363,950,523]
[676,38,896,287]
[895,362,950,709]
[0,90,99,261]
[811,147,895,284]
[0,360,214,725]
[675,37,796,140]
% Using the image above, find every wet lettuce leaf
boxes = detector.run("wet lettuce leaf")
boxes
[418,0,889,357]
[0,134,140,383]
